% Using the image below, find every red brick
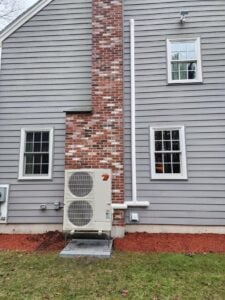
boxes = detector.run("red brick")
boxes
[65,0,124,226]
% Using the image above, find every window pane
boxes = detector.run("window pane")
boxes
[25,154,33,164]
[173,164,181,173]
[187,51,195,60]
[155,141,162,151]
[164,164,172,173]
[171,43,180,53]
[172,72,179,80]
[42,143,49,152]
[42,164,49,174]
[42,154,49,164]
[180,71,187,80]
[180,43,186,52]
[179,51,187,60]
[172,153,180,163]
[34,164,41,174]
[188,62,196,79]
[163,131,171,140]
[26,132,33,142]
[171,43,180,60]
[34,154,41,164]
[155,131,162,140]
[155,153,162,163]
[163,141,171,151]
[42,132,49,142]
[156,163,163,173]
[172,63,179,71]
[172,52,179,60]
[171,41,196,61]
[34,142,41,152]
[180,63,187,71]
[164,153,171,163]
[34,132,41,142]
[172,141,180,151]
[25,143,33,152]
[172,130,179,140]
[188,70,196,80]
[25,164,33,174]
[186,42,195,52]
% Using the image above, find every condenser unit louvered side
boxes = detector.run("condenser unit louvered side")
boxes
[63,169,112,233]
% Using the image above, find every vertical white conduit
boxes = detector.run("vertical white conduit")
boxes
[111,19,149,209]
[130,19,137,203]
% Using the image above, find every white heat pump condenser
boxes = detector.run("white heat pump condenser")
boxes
[63,169,112,233]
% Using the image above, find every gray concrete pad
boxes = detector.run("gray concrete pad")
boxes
[59,239,113,258]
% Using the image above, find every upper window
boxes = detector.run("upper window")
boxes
[19,128,53,180]
[150,126,187,180]
[167,38,202,84]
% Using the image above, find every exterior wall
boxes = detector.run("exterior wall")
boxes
[0,0,92,224]
[65,0,124,226]
[123,0,225,225]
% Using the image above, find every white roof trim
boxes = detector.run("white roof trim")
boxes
[0,0,54,42]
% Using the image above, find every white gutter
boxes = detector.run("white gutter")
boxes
[112,19,149,210]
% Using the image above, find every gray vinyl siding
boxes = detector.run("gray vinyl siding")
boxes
[123,0,225,225]
[0,0,92,223]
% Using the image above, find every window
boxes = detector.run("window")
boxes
[167,38,202,84]
[19,128,53,180]
[150,126,187,180]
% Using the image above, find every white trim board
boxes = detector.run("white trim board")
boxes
[0,224,63,234]
[126,225,225,235]
[0,0,54,43]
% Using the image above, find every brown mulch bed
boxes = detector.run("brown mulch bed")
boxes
[1,231,225,253]
[114,232,225,253]
[0,231,66,252]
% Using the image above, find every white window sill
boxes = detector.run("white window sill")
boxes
[18,175,52,181]
[151,175,188,180]
[168,79,203,85]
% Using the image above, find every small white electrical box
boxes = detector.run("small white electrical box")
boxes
[130,212,139,222]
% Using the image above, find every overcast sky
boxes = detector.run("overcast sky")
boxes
[0,0,38,30]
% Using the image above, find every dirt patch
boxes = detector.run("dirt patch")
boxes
[114,232,225,253]
[0,231,66,252]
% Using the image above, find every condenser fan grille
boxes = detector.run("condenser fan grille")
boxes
[69,172,93,197]
[68,201,93,227]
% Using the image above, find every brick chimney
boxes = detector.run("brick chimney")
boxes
[65,0,124,233]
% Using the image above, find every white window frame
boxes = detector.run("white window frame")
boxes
[18,127,54,180]
[150,125,187,180]
[167,37,202,84]
[0,184,9,223]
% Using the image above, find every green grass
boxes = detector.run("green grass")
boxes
[0,251,225,300]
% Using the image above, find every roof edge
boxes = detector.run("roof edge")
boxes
[0,0,54,43]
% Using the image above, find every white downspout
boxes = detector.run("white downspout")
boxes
[112,19,149,210]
